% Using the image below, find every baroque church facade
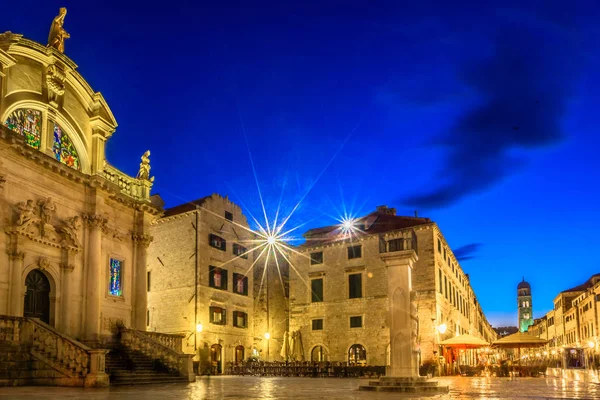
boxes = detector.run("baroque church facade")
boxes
[0,30,159,343]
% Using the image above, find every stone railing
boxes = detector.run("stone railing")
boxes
[0,315,23,342]
[142,331,185,352]
[0,315,109,387]
[120,329,195,382]
[380,230,418,254]
[101,162,152,201]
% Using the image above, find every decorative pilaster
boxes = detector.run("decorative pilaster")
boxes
[132,233,152,330]
[60,262,75,335]
[83,214,107,342]
[7,250,24,316]
[381,250,419,378]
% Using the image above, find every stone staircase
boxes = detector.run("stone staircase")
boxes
[106,346,190,385]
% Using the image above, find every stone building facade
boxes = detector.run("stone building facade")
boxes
[147,194,288,371]
[529,273,600,350]
[0,31,160,345]
[288,205,496,366]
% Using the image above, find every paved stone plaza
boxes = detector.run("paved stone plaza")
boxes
[0,376,599,399]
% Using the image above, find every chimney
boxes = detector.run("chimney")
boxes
[376,205,397,216]
[414,210,418,218]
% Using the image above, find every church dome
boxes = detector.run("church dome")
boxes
[517,279,530,290]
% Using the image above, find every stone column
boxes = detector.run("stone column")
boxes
[381,250,419,378]
[8,250,25,316]
[132,234,152,330]
[60,263,75,335]
[84,214,107,342]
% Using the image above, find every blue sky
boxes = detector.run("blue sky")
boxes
[6,0,600,326]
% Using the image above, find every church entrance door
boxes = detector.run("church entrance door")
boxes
[24,269,50,324]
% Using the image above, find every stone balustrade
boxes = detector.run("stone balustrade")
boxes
[141,331,185,352]
[0,315,109,387]
[120,328,195,382]
[101,162,152,201]
[0,315,23,342]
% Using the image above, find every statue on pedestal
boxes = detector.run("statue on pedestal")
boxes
[136,150,154,182]
[48,7,70,53]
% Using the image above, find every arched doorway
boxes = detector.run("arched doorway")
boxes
[23,269,50,324]
[235,345,244,365]
[311,345,329,362]
[348,344,366,365]
[210,344,222,374]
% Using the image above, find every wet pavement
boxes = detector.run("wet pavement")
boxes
[0,375,599,399]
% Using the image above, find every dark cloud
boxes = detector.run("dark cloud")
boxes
[403,22,578,209]
[453,243,482,262]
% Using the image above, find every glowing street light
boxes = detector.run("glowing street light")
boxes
[196,323,203,333]
[437,324,447,334]
[264,332,271,340]
[588,341,595,349]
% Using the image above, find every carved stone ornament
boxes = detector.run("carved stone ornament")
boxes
[46,64,66,105]
[8,198,81,252]
[59,215,82,248]
[0,174,5,190]
[38,257,50,271]
[60,263,75,273]
[6,250,25,261]
[132,233,153,248]
[83,213,108,230]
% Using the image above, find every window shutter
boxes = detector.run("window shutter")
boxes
[222,269,228,290]
[222,308,227,325]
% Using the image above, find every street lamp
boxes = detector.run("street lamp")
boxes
[438,324,447,334]
[196,323,203,333]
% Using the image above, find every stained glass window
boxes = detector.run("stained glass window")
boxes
[109,258,123,297]
[4,108,42,149]
[53,123,80,170]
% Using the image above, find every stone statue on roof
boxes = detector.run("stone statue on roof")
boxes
[136,150,154,182]
[48,7,70,53]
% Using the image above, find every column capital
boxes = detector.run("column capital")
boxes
[132,233,153,248]
[6,250,24,261]
[60,263,75,273]
[83,214,108,229]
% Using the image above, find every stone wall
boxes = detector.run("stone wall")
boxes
[148,194,257,366]
[289,222,496,366]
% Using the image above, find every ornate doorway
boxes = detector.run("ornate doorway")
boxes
[210,344,222,374]
[24,269,50,324]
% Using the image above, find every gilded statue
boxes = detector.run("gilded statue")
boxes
[136,150,154,182]
[16,199,35,225]
[48,7,70,53]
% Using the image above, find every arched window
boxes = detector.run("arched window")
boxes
[311,345,328,362]
[348,344,366,365]
[52,122,80,170]
[4,108,81,170]
[5,108,42,149]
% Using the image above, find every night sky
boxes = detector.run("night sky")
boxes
[5,1,600,327]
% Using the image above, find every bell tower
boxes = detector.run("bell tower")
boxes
[517,278,533,332]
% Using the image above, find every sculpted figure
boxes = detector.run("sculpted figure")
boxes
[136,150,152,181]
[17,200,35,225]
[48,7,70,53]
[61,215,82,246]
[39,197,57,225]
